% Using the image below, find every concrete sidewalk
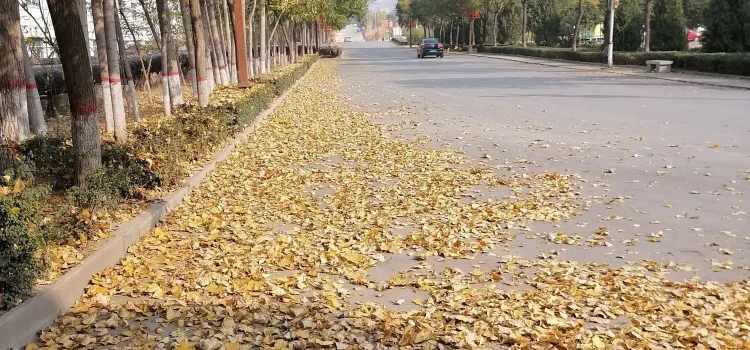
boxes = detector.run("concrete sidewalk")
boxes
[470,52,750,90]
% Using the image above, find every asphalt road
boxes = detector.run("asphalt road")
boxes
[336,41,750,283]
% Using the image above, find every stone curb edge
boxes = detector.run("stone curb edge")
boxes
[470,53,750,91]
[0,59,321,350]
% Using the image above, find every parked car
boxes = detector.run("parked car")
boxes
[344,36,353,42]
[687,29,703,42]
[417,38,444,58]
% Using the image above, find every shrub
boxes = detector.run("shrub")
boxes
[0,166,50,308]
[614,0,645,51]
[478,45,750,76]
[651,0,688,51]
[16,138,75,191]
[16,138,157,194]
[702,0,750,53]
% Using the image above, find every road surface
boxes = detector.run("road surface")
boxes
[336,41,750,283]
[30,44,750,349]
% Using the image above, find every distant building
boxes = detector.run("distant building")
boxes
[19,0,153,60]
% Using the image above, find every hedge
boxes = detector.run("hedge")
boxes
[1,55,319,308]
[478,46,750,76]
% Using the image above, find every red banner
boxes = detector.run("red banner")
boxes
[472,11,480,19]
[411,20,417,28]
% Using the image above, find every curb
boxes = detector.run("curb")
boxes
[0,59,320,350]
[469,53,750,91]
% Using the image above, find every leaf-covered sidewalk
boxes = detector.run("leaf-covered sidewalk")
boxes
[33,61,750,349]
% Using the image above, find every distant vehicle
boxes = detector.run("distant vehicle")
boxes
[417,38,444,58]
[344,36,353,42]
[687,29,703,42]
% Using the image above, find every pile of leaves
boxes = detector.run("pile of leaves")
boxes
[32,59,750,349]
[0,56,319,309]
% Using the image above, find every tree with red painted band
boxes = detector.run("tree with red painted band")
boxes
[47,0,103,186]
[114,11,140,122]
[21,31,47,136]
[104,0,127,141]
[0,1,29,173]
[190,0,210,106]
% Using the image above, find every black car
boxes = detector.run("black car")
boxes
[417,38,444,58]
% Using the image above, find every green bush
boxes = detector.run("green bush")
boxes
[0,167,50,308]
[651,0,688,51]
[16,138,157,194]
[702,0,750,53]
[478,45,750,76]
[614,0,645,51]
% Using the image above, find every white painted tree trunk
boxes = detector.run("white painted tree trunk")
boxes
[114,12,140,121]
[189,0,210,106]
[1,3,28,146]
[92,0,114,133]
[206,0,229,84]
[247,0,256,79]
[156,0,171,116]
[223,0,237,83]
[180,0,198,98]
[168,40,185,107]
[202,0,221,85]
[22,32,46,136]
[259,0,266,74]
[104,0,127,141]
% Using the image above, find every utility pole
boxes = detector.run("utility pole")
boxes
[607,0,615,67]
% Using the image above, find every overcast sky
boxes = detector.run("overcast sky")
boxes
[370,0,397,11]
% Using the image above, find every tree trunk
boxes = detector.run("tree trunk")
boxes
[206,0,229,84]
[0,2,27,172]
[493,11,500,46]
[48,0,103,186]
[104,0,127,141]
[120,4,153,105]
[138,0,162,49]
[201,0,219,87]
[603,0,611,48]
[572,0,584,51]
[22,32,46,136]
[259,0,266,74]
[92,0,114,133]
[224,0,237,83]
[114,12,140,121]
[168,35,184,107]
[522,0,527,47]
[189,0,210,106]
[77,0,91,60]
[212,0,229,76]
[449,20,453,45]
[247,0,257,79]
[268,15,281,71]
[644,0,652,52]
[156,0,171,116]
[180,0,198,98]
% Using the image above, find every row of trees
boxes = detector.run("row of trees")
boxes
[394,0,747,53]
[0,0,367,187]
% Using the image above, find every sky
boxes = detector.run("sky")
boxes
[369,0,397,12]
